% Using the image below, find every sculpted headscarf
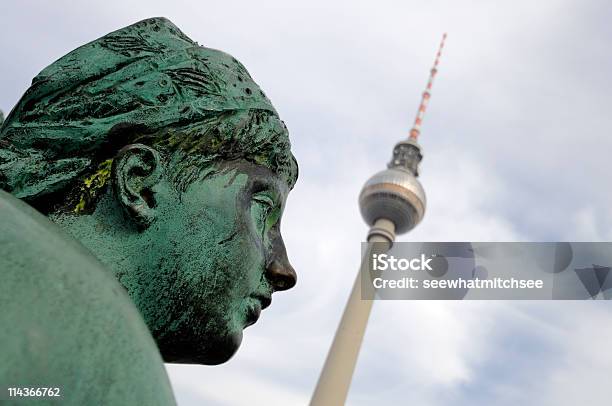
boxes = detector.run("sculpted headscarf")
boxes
[0,17,296,201]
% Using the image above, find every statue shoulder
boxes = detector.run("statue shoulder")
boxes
[0,191,175,405]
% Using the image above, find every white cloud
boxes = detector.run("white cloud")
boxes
[2,0,612,405]
[167,363,308,406]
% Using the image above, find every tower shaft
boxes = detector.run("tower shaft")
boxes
[310,219,395,406]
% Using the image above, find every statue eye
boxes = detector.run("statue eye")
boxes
[251,192,281,239]
[251,193,274,234]
[252,194,275,211]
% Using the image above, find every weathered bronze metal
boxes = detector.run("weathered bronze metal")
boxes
[0,17,298,404]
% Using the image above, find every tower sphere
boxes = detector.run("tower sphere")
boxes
[358,140,426,235]
[358,168,426,235]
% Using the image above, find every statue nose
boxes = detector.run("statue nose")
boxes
[266,260,297,291]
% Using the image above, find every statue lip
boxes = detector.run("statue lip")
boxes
[245,294,272,327]
[252,293,272,310]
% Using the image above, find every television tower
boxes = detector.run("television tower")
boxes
[310,33,447,406]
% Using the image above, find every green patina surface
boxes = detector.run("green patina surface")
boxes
[0,17,298,405]
[0,190,175,405]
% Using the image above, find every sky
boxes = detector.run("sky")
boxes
[2,0,612,405]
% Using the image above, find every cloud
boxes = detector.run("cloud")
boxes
[167,363,308,406]
[2,1,612,405]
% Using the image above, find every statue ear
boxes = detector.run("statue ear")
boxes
[112,144,163,230]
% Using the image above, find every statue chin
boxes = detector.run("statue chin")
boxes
[159,330,243,365]
[204,333,243,365]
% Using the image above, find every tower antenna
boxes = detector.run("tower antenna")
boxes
[410,33,447,140]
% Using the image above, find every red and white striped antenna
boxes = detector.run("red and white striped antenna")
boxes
[409,33,447,140]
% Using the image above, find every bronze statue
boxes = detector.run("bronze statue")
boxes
[0,17,298,404]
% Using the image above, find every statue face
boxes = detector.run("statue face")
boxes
[0,16,299,367]
[116,158,296,364]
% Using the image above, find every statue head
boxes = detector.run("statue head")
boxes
[0,18,298,364]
